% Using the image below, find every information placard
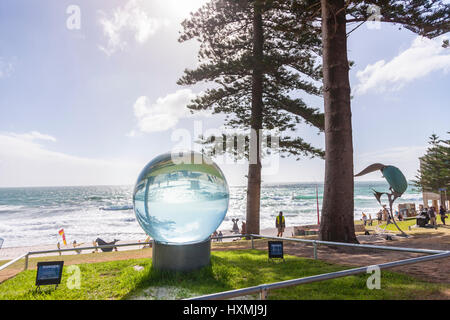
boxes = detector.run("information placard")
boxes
[268,241,284,260]
[35,261,64,287]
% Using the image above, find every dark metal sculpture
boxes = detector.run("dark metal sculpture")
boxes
[95,238,119,252]
[355,163,408,237]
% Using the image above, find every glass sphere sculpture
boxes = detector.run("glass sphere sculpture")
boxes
[133,151,229,244]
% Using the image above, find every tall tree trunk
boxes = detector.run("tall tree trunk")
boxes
[319,0,358,243]
[246,3,264,235]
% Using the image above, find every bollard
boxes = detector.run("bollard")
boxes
[24,254,29,271]
[313,241,318,260]
[251,235,254,249]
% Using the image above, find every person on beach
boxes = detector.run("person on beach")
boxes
[428,207,437,228]
[440,206,447,225]
[368,213,373,226]
[382,206,389,221]
[418,207,430,226]
[362,212,368,226]
[231,218,240,234]
[377,210,383,225]
[276,211,285,237]
[212,230,218,241]
[92,240,98,253]
[218,231,223,242]
[141,236,152,249]
[422,207,429,218]
[72,240,82,254]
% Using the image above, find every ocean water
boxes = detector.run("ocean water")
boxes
[0,182,422,248]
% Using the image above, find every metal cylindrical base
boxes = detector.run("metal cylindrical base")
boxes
[152,239,211,272]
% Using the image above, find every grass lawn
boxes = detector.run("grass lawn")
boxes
[0,249,447,300]
[376,216,447,232]
[377,219,417,231]
[354,218,400,232]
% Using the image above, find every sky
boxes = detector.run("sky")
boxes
[0,0,449,187]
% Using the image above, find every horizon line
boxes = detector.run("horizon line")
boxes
[0,179,409,189]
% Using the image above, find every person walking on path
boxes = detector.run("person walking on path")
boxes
[377,210,383,225]
[382,206,389,221]
[362,212,368,226]
[439,206,447,225]
[231,218,240,234]
[276,211,285,237]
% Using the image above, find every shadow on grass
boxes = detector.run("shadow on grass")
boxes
[122,255,239,299]
[1,249,446,300]
[126,249,450,300]
[123,249,345,300]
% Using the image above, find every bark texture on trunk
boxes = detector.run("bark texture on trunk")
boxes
[319,0,358,243]
[246,4,264,235]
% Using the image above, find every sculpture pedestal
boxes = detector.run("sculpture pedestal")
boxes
[152,239,211,272]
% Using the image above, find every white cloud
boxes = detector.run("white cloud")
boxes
[0,57,14,79]
[98,0,169,55]
[130,89,207,134]
[0,132,141,187]
[354,36,450,95]
[9,131,57,143]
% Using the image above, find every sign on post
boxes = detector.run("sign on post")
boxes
[35,261,64,290]
[268,241,284,262]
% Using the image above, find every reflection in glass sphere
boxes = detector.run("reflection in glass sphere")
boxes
[133,151,229,244]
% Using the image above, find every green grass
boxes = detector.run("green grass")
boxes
[378,219,417,231]
[378,216,447,231]
[0,250,447,300]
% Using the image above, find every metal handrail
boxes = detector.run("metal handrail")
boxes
[190,233,449,300]
[0,241,154,272]
[2,231,446,271]
[5,231,439,264]
[0,235,245,272]
[186,250,450,300]
[216,233,447,255]
[247,234,446,255]
[0,253,28,272]
[0,234,244,272]
[2,232,449,299]
[28,241,153,255]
